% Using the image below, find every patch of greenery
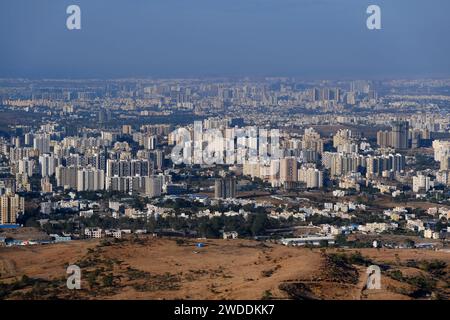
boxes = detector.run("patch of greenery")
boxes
[126,267,151,281]
[132,272,180,292]
[417,260,447,278]
[261,290,273,300]
[327,251,373,267]
[386,269,404,282]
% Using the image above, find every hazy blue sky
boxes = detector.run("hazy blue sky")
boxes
[0,0,449,79]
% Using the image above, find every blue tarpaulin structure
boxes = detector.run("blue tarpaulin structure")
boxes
[0,224,20,229]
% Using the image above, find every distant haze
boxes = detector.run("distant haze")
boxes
[1,0,450,79]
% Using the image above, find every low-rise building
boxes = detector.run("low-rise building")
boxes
[105,229,122,239]
[280,235,335,246]
[424,229,440,239]
[84,227,103,238]
[223,231,238,240]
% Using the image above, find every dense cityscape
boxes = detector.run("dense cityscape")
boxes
[2,0,450,314]
[0,77,449,300]
[0,78,448,242]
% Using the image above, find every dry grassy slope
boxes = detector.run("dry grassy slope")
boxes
[0,227,51,241]
[0,237,449,300]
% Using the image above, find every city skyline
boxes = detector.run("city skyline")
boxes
[1,1,449,306]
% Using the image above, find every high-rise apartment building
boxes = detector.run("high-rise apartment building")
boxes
[33,134,51,154]
[145,175,163,198]
[122,125,132,135]
[298,167,323,189]
[144,135,158,150]
[302,128,323,154]
[377,131,391,148]
[366,154,405,178]
[0,193,24,225]
[39,154,56,177]
[433,140,450,170]
[413,174,432,193]
[56,166,79,189]
[17,158,35,177]
[41,176,53,193]
[391,121,409,149]
[280,157,298,184]
[214,177,236,199]
[106,159,151,177]
[77,167,105,192]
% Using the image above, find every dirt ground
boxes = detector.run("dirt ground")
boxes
[0,237,449,300]
[0,227,51,241]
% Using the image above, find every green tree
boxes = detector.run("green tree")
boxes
[251,213,267,236]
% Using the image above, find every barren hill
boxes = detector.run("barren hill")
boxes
[0,237,448,300]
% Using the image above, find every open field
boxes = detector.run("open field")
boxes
[0,237,449,300]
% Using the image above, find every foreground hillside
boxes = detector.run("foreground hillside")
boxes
[0,237,449,300]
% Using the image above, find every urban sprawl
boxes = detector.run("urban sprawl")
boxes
[0,78,449,250]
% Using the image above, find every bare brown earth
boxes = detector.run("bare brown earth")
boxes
[0,237,449,300]
[0,227,51,241]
